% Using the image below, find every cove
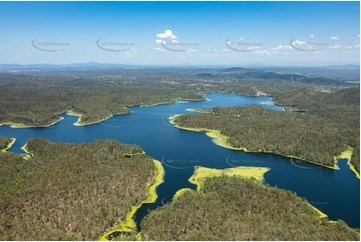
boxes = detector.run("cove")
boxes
[0,93,359,230]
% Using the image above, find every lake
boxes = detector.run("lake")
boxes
[0,93,359,229]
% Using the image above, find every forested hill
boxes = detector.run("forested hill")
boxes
[0,138,157,240]
[274,87,360,173]
[0,136,12,150]
[274,87,360,111]
[140,176,360,240]
[172,87,360,174]
[0,67,355,127]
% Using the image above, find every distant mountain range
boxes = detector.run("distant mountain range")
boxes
[0,63,358,83]
[0,62,358,70]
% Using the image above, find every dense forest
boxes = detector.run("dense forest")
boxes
[0,74,205,126]
[0,138,158,240]
[173,87,360,173]
[140,175,359,240]
[0,136,11,150]
[274,87,360,173]
[0,67,354,127]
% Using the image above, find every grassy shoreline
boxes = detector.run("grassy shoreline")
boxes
[172,166,328,220]
[0,116,64,128]
[139,100,178,108]
[173,188,194,201]
[1,138,16,152]
[0,122,32,128]
[348,160,360,179]
[335,147,360,179]
[66,100,181,126]
[98,159,165,241]
[139,97,204,108]
[169,115,339,170]
[20,143,33,159]
[188,166,270,191]
[45,116,64,127]
[68,111,114,126]
[1,96,204,129]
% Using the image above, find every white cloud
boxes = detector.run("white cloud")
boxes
[292,40,309,46]
[155,39,163,44]
[271,45,292,50]
[329,44,342,49]
[355,44,360,48]
[344,45,353,49]
[254,50,271,56]
[156,29,177,40]
[248,46,261,51]
[330,36,339,40]
[310,34,315,38]
[153,47,166,52]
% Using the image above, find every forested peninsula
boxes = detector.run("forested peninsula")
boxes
[0,138,163,240]
[171,88,360,176]
[0,68,351,127]
[140,166,359,240]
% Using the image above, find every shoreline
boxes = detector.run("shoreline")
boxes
[99,159,165,241]
[188,166,270,191]
[20,143,33,160]
[1,95,206,129]
[308,203,328,219]
[173,166,328,221]
[169,115,339,170]
[67,96,205,126]
[139,100,178,108]
[45,116,64,127]
[335,147,360,179]
[67,110,115,126]
[348,160,360,179]
[185,108,212,113]
[1,138,16,152]
[66,108,133,126]
[138,97,204,108]
[173,188,194,201]
[170,166,270,202]
[0,122,32,128]
[0,116,64,129]
[139,97,205,108]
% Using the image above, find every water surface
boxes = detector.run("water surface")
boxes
[0,93,359,228]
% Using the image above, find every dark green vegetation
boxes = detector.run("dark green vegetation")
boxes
[274,87,360,172]
[0,65,359,240]
[0,73,204,126]
[0,138,156,240]
[0,136,11,150]
[173,87,360,171]
[0,66,355,126]
[258,65,360,82]
[140,176,360,240]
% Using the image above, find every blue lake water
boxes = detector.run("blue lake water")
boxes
[0,93,359,229]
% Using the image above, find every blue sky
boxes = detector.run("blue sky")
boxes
[0,1,359,66]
